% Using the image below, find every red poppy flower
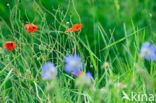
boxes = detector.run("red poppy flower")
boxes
[25,24,38,33]
[65,24,82,32]
[4,41,16,51]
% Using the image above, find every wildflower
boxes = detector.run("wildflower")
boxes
[140,42,156,61]
[64,54,83,75]
[102,62,110,69]
[85,72,93,80]
[4,41,16,51]
[75,72,93,88]
[71,71,84,76]
[25,24,38,33]
[41,62,57,79]
[65,24,82,32]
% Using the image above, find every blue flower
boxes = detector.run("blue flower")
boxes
[64,54,83,75]
[140,42,156,61]
[85,72,92,80]
[41,62,57,79]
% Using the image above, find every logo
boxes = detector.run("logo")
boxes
[122,92,156,102]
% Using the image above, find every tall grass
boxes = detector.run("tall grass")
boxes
[0,0,156,103]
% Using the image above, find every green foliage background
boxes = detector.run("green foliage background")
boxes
[0,0,156,103]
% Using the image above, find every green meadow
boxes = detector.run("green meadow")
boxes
[0,0,156,103]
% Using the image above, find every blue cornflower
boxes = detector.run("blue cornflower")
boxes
[140,42,156,61]
[64,54,83,75]
[41,62,57,79]
[85,72,93,80]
